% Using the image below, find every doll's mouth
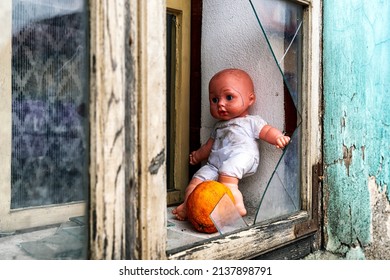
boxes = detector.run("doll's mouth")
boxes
[218,110,228,116]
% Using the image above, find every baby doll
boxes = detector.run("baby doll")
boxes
[173,68,290,221]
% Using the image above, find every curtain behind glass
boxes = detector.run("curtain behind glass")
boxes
[11,0,89,209]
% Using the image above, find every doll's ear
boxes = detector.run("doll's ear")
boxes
[249,92,256,105]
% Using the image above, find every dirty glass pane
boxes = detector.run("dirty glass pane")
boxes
[0,0,88,260]
[249,0,303,223]
[256,126,301,222]
[210,194,248,234]
[11,0,89,209]
[249,0,303,108]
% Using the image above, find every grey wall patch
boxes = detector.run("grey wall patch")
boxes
[148,150,165,175]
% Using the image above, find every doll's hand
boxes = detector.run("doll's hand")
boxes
[275,135,290,149]
[189,151,200,165]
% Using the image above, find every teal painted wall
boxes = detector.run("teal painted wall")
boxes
[323,0,390,258]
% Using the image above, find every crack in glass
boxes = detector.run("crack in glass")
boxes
[208,0,304,233]
[249,0,303,223]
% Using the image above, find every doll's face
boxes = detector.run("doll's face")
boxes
[209,69,255,121]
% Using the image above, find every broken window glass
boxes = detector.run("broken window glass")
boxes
[250,0,303,223]
[210,0,304,231]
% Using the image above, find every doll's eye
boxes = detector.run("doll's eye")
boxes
[226,95,233,101]
[211,97,219,103]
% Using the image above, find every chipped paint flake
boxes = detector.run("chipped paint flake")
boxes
[148,150,165,175]
[342,144,355,176]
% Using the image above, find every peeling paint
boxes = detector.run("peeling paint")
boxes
[323,0,390,258]
[148,150,165,175]
[342,144,355,176]
[346,246,366,260]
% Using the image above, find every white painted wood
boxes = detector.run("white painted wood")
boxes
[0,0,14,232]
[301,0,323,215]
[89,0,167,259]
[136,0,168,260]
[168,212,309,259]
[89,0,128,259]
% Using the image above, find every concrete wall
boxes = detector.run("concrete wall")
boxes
[323,0,390,259]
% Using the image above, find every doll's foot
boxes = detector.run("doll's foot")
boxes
[172,203,187,221]
[235,202,247,217]
[221,181,247,216]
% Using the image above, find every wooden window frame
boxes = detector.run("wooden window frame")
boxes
[88,0,322,260]
[166,0,191,206]
[89,0,167,259]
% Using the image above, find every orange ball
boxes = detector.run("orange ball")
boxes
[187,180,235,233]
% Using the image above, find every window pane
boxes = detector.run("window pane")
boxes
[0,0,89,260]
[250,0,303,108]
[256,125,301,221]
[11,0,89,209]
[249,0,303,223]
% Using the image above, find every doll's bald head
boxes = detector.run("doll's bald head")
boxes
[208,68,256,120]
[209,68,255,94]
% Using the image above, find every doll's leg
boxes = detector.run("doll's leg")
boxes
[218,174,247,216]
[172,177,203,220]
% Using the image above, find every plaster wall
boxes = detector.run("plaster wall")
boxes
[323,0,390,259]
[200,0,285,211]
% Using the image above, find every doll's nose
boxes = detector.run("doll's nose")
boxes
[217,99,225,107]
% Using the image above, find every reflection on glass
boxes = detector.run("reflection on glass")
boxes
[249,0,303,223]
[249,0,303,109]
[255,126,301,222]
[210,194,247,234]
[1,0,89,260]
[11,0,89,208]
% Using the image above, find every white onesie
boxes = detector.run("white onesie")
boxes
[193,115,267,181]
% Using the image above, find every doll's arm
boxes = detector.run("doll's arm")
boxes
[259,125,290,149]
[189,137,214,165]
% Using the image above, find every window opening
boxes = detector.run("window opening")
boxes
[201,0,304,231]
[167,0,306,251]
